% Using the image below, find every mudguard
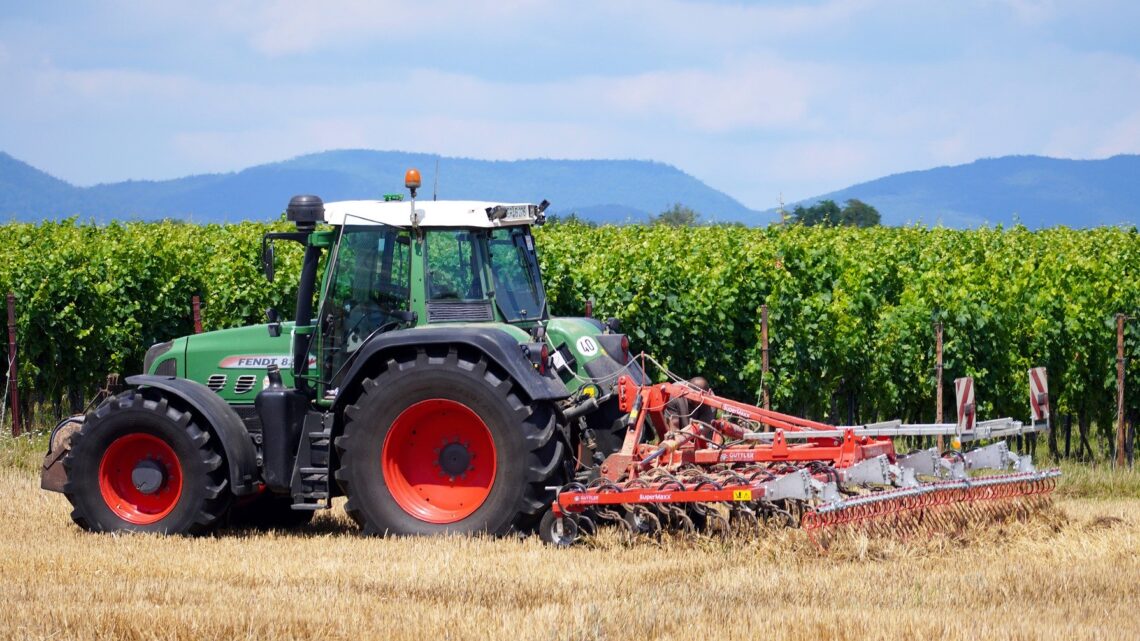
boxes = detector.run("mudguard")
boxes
[126,375,260,496]
[332,326,570,414]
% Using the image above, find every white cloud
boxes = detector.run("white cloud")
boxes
[215,0,550,56]
[4,1,1140,208]
[586,58,820,132]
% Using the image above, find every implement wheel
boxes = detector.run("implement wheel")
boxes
[62,389,231,534]
[335,346,566,535]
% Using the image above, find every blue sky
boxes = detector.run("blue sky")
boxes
[1,0,1138,209]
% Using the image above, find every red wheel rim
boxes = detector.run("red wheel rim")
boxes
[98,433,183,525]
[382,399,497,524]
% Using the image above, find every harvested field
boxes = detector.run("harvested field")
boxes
[2,435,1139,641]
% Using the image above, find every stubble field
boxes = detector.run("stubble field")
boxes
[2,435,1139,641]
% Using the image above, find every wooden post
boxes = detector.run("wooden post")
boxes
[584,299,593,319]
[935,321,944,451]
[1116,313,1127,467]
[761,304,770,411]
[6,292,20,437]
[192,295,203,334]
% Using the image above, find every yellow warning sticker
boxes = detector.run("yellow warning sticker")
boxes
[732,489,752,501]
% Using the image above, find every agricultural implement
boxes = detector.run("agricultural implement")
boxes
[39,168,1059,547]
[542,363,1059,548]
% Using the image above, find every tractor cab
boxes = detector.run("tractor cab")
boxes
[313,198,551,393]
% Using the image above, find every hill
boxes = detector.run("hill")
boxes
[785,155,1140,228]
[4,151,1138,228]
[0,150,763,225]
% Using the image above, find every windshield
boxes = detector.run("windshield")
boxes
[488,226,546,322]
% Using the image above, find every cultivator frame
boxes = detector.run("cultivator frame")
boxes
[543,364,1060,548]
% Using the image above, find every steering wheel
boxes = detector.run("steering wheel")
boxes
[345,301,393,352]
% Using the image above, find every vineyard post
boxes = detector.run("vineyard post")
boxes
[584,298,593,319]
[934,321,943,451]
[6,292,20,437]
[192,295,203,334]
[1115,313,1128,467]
[761,304,770,412]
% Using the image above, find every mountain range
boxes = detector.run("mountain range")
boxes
[1,150,1137,228]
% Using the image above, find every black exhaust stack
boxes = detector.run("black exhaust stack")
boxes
[287,195,324,393]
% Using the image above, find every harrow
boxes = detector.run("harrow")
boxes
[541,363,1060,549]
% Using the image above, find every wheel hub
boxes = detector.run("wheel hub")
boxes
[131,459,166,495]
[98,432,184,525]
[437,442,472,477]
[381,398,498,524]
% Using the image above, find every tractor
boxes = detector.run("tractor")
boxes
[41,169,1060,546]
[42,170,639,537]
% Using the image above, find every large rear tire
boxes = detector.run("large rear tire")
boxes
[335,346,567,535]
[62,389,232,535]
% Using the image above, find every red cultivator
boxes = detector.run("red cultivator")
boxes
[541,364,1060,549]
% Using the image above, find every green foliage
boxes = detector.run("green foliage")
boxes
[537,222,1140,457]
[0,218,301,415]
[1,219,1137,464]
[792,199,881,227]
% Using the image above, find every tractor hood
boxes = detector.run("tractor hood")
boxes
[544,317,643,396]
[146,323,304,404]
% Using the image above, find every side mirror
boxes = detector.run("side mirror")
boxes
[390,310,417,324]
[266,308,281,337]
[261,238,276,283]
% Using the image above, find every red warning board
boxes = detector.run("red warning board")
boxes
[1028,367,1050,423]
[955,377,975,433]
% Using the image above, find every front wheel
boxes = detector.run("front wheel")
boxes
[62,389,231,534]
[335,347,567,535]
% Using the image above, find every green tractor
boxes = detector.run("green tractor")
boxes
[41,171,641,537]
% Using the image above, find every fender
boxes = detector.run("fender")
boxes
[332,326,570,415]
[127,375,260,496]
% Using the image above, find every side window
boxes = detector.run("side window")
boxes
[425,230,484,300]
[375,229,411,309]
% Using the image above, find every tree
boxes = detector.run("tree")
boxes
[839,199,880,227]
[651,203,701,227]
[791,199,880,228]
[791,199,841,226]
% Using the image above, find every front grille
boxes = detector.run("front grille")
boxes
[427,300,494,322]
[234,375,258,394]
[206,374,227,392]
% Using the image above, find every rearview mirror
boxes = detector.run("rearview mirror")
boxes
[261,238,276,283]
[266,308,281,337]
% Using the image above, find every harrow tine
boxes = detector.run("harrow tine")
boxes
[623,505,662,538]
[729,505,761,537]
[698,503,731,538]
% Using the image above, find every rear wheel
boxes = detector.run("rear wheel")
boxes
[62,389,231,534]
[335,346,567,535]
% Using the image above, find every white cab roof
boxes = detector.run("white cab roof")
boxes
[324,200,539,228]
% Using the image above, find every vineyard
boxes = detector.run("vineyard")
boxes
[1,219,1138,460]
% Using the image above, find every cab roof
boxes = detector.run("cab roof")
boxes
[323,199,541,228]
